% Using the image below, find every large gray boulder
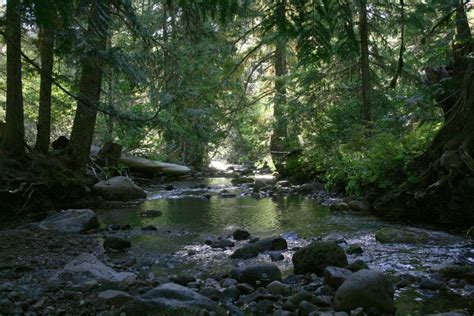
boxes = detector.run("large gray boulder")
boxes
[92,176,146,201]
[292,242,348,275]
[37,209,99,233]
[56,253,136,284]
[120,283,224,315]
[333,269,395,313]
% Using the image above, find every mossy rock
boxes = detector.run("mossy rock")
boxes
[374,227,429,244]
[292,242,348,275]
[230,244,259,259]
[439,265,474,284]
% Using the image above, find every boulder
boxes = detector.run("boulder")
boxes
[92,176,146,201]
[199,287,221,301]
[323,266,353,289]
[419,278,445,290]
[345,260,369,272]
[121,283,223,315]
[346,244,363,255]
[267,281,291,296]
[56,253,136,284]
[292,242,348,275]
[298,300,316,316]
[253,236,288,252]
[36,209,99,233]
[437,265,474,284]
[233,229,251,240]
[103,236,131,251]
[98,289,133,306]
[333,269,395,313]
[374,227,429,244]
[230,244,259,259]
[120,155,191,176]
[234,263,282,286]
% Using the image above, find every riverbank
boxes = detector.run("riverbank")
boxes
[0,177,473,315]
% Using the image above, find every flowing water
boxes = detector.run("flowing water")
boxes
[97,178,474,315]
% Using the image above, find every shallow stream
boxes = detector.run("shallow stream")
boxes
[97,178,474,315]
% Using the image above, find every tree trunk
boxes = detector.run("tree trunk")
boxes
[373,3,474,227]
[270,0,289,173]
[3,0,25,157]
[68,1,111,170]
[358,0,371,125]
[35,26,54,153]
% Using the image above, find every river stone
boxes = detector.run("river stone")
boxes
[139,210,163,217]
[267,280,291,296]
[222,285,240,301]
[346,260,369,272]
[346,244,363,255]
[236,263,282,286]
[172,274,196,286]
[254,236,288,251]
[347,200,370,212]
[103,236,131,251]
[56,253,136,284]
[233,229,251,240]
[324,266,353,289]
[374,227,429,244]
[92,176,146,201]
[437,265,474,284]
[299,182,324,194]
[292,242,348,275]
[333,269,395,313]
[230,244,260,259]
[298,300,317,316]
[210,239,235,249]
[420,277,445,290]
[36,209,99,233]
[120,283,223,315]
[98,289,133,306]
[199,287,221,301]
[231,177,254,185]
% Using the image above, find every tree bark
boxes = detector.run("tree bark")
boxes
[3,0,25,157]
[68,1,111,170]
[270,0,289,172]
[35,26,54,153]
[358,0,371,125]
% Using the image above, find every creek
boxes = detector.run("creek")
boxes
[96,177,474,315]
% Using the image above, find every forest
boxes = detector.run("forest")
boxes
[0,0,473,315]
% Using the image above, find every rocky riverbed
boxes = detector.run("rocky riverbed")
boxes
[0,176,473,315]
